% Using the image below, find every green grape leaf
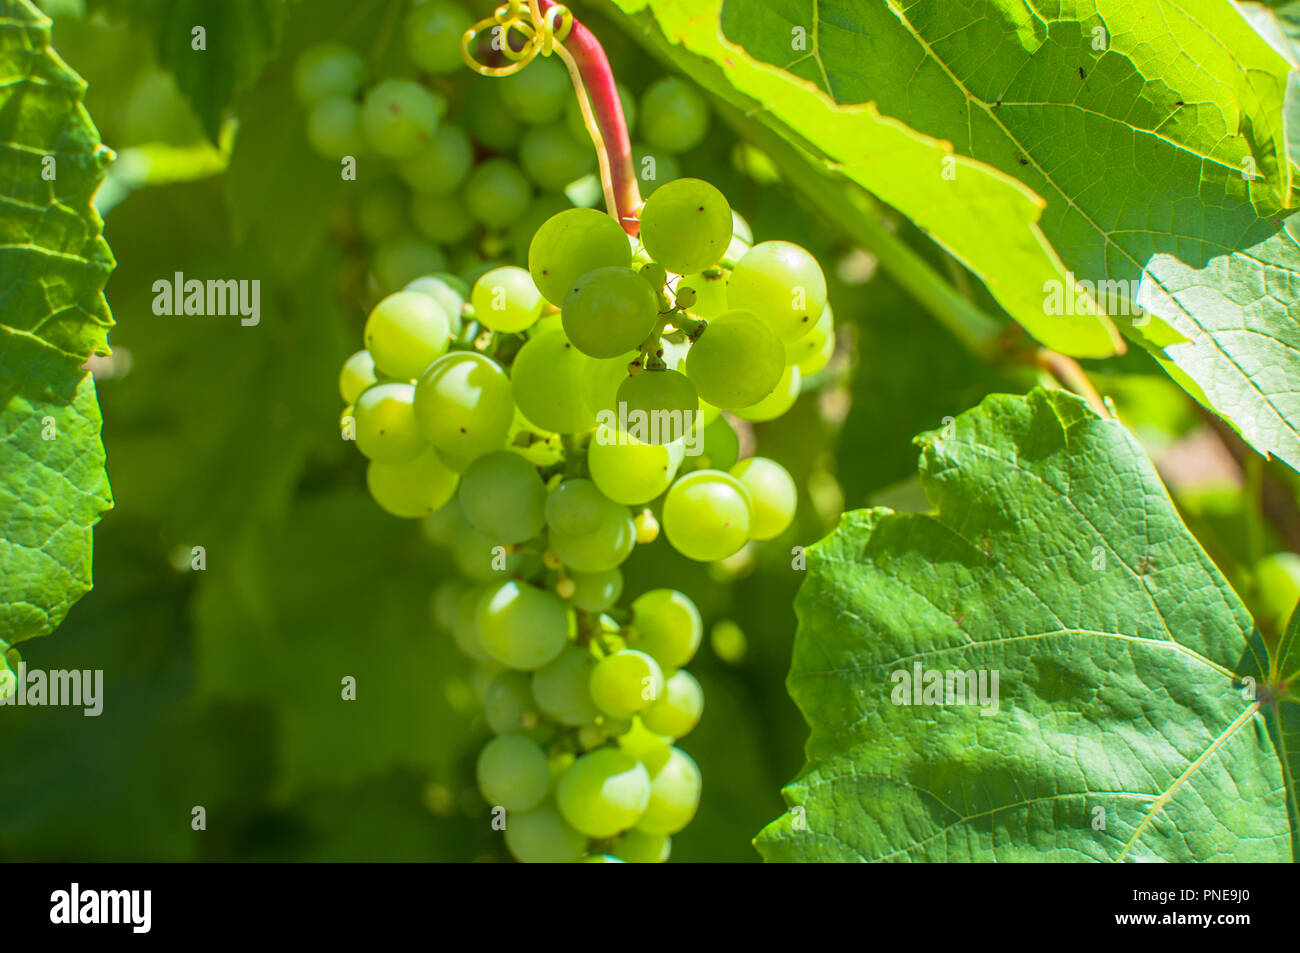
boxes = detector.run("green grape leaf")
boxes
[758,388,1298,861]
[90,0,286,144]
[0,0,114,661]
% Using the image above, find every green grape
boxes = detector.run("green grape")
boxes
[582,351,637,416]
[684,309,784,409]
[413,352,514,457]
[452,585,493,661]
[420,501,461,546]
[628,589,702,669]
[589,650,664,719]
[548,504,636,572]
[477,733,550,811]
[640,77,709,154]
[733,364,801,422]
[405,274,466,334]
[784,302,835,375]
[639,178,731,275]
[364,290,451,380]
[357,177,408,243]
[587,425,679,505]
[677,270,727,318]
[636,747,701,835]
[511,329,597,434]
[662,469,753,562]
[615,369,698,445]
[366,447,459,518]
[373,233,448,294]
[699,414,739,471]
[470,265,543,334]
[458,451,546,544]
[484,668,545,735]
[397,123,472,195]
[615,829,670,863]
[430,579,464,632]
[294,42,365,104]
[405,0,473,74]
[465,79,523,150]
[532,644,601,726]
[477,580,572,670]
[306,96,364,158]
[499,56,570,124]
[519,125,595,190]
[641,669,703,739]
[727,240,828,342]
[464,158,533,226]
[568,568,623,612]
[632,146,681,196]
[546,478,612,536]
[528,208,633,306]
[411,191,476,246]
[730,456,796,539]
[361,79,440,159]
[561,267,659,359]
[339,349,377,404]
[556,747,651,838]
[504,803,587,863]
[566,81,636,140]
[529,313,564,338]
[353,382,425,463]
[452,516,504,582]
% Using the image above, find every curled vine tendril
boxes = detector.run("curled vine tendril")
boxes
[460,0,573,76]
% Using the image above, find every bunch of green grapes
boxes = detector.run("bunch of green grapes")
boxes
[327,0,835,864]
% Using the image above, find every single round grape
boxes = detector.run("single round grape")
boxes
[413,352,514,457]
[499,56,570,124]
[556,747,651,838]
[452,585,493,661]
[511,329,597,434]
[678,270,727,318]
[484,668,537,733]
[733,364,801,422]
[587,425,679,505]
[616,369,698,445]
[405,0,473,74]
[458,451,546,544]
[727,240,827,342]
[730,456,797,539]
[629,589,702,669]
[589,649,664,719]
[548,505,636,573]
[357,178,408,243]
[405,273,466,334]
[364,290,451,381]
[568,568,623,613]
[397,123,472,195]
[504,803,587,863]
[519,125,595,191]
[353,382,425,463]
[545,478,612,537]
[361,79,440,158]
[582,351,637,417]
[306,96,364,158]
[463,157,533,227]
[477,733,550,812]
[528,208,633,306]
[294,42,365,104]
[477,581,572,671]
[372,233,447,293]
[471,266,544,334]
[663,469,753,562]
[699,414,739,470]
[366,447,459,518]
[631,146,680,195]
[465,79,523,150]
[531,644,601,726]
[452,517,505,582]
[339,349,377,404]
[640,77,709,154]
[685,309,784,409]
[562,266,659,359]
[636,747,701,835]
[785,302,835,375]
[411,192,475,245]
[615,829,670,863]
[639,178,731,275]
[641,669,703,739]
